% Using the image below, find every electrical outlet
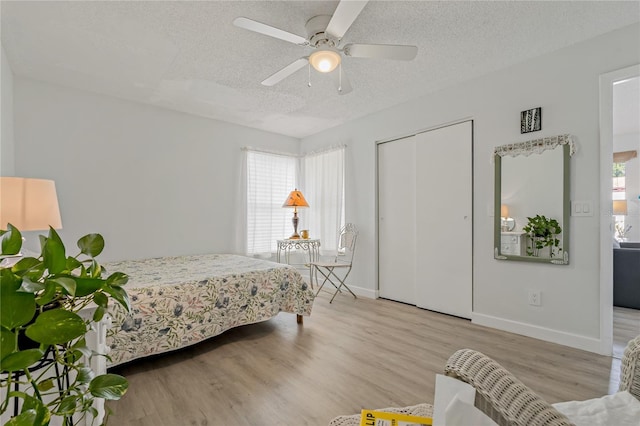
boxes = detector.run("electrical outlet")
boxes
[527,289,541,306]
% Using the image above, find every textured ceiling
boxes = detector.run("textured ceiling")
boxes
[2,1,639,138]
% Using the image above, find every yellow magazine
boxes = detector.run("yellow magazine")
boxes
[360,409,432,426]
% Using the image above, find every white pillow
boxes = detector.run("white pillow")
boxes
[432,374,497,426]
[552,391,640,426]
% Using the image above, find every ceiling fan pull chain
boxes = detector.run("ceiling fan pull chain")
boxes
[308,63,312,87]
[338,63,343,92]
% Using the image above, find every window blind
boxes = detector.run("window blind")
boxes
[246,150,297,255]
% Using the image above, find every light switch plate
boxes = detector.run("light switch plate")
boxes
[571,200,593,217]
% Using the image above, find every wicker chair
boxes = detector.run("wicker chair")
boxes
[328,335,640,426]
[619,334,640,401]
[444,335,640,426]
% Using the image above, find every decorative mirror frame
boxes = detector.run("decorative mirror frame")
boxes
[494,134,575,265]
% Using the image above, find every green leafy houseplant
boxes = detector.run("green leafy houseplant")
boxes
[522,214,562,258]
[0,224,130,425]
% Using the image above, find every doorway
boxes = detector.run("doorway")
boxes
[599,64,640,357]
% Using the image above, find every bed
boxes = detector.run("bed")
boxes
[104,254,315,366]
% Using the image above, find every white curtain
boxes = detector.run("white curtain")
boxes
[234,151,248,254]
[302,146,345,254]
[245,149,297,256]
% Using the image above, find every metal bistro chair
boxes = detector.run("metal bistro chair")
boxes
[311,224,358,303]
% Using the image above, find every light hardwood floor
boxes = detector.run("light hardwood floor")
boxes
[107,293,637,425]
[613,306,640,359]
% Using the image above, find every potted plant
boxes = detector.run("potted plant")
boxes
[615,223,632,241]
[0,224,130,425]
[522,214,562,257]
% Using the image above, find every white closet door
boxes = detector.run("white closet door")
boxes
[415,121,472,318]
[378,136,416,304]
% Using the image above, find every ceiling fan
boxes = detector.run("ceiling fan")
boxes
[233,0,418,94]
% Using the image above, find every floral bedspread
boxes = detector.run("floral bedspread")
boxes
[104,254,315,366]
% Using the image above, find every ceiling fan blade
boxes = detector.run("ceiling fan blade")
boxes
[233,17,308,46]
[261,58,309,86]
[332,67,353,95]
[325,0,369,40]
[343,43,418,60]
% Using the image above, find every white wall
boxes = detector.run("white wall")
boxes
[13,78,299,261]
[301,23,640,352]
[1,45,15,175]
[9,23,639,352]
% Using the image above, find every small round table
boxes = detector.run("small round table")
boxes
[276,238,321,265]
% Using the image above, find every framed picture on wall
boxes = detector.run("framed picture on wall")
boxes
[521,107,542,133]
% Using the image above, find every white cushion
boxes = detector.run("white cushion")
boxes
[552,391,640,426]
[432,374,497,426]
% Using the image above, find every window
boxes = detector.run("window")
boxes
[246,150,297,255]
[613,161,628,240]
[244,146,346,256]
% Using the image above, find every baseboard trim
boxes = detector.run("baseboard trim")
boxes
[351,285,377,299]
[472,313,605,354]
[313,283,378,300]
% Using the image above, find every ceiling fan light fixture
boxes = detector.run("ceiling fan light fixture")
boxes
[309,49,341,73]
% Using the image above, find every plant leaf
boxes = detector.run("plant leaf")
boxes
[78,234,104,257]
[66,256,82,271]
[4,409,37,426]
[43,238,66,275]
[35,281,57,306]
[93,292,108,307]
[47,226,64,246]
[71,339,92,359]
[56,396,78,416]
[25,309,86,345]
[49,277,77,297]
[103,285,130,312]
[88,258,102,278]
[106,271,129,287]
[1,224,23,255]
[17,261,46,284]
[65,349,82,364]
[38,234,47,251]
[93,305,106,322]
[0,328,16,360]
[77,366,95,384]
[0,270,36,329]
[88,374,129,400]
[0,348,44,372]
[17,276,45,293]
[73,277,104,297]
[21,392,51,426]
[71,337,87,349]
[37,377,55,392]
[12,256,42,275]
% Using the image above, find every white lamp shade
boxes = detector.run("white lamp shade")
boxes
[613,199,628,216]
[309,50,341,73]
[0,177,62,230]
[500,204,509,218]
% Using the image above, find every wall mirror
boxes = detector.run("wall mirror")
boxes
[494,134,575,264]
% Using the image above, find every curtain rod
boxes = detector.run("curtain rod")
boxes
[302,144,347,157]
[241,146,301,157]
[242,144,347,158]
